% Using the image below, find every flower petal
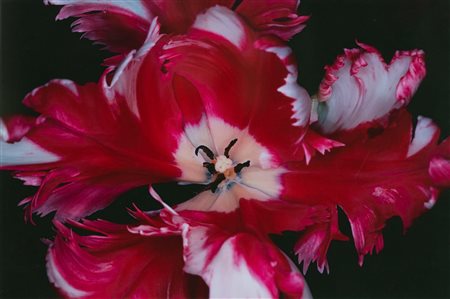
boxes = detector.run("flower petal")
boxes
[317,43,426,134]
[163,6,312,162]
[429,138,450,187]
[47,218,208,298]
[2,76,181,220]
[47,0,307,57]
[294,207,348,273]
[236,0,309,40]
[239,199,330,235]
[283,110,448,264]
[182,221,307,298]
[45,0,152,53]
[0,115,36,142]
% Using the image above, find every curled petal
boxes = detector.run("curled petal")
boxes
[317,42,426,134]
[45,0,152,53]
[163,6,313,162]
[182,222,307,298]
[47,0,307,57]
[283,110,448,264]
[47,218,208,298]
[236,0,309,40]
[2,77,180,220]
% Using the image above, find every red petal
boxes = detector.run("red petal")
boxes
[45,0,151,53]
[239,199,330,235]
[3,75,181,220]
[429,138,450,187]
[47,0,307,58]
[283,110,447,264]
[294,207,348,273]
[47,218,208,298]
[162,6,312,162]
[0,115,37,142]
[236,0,309,40]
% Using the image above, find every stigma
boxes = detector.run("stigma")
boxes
[214,155,233,173]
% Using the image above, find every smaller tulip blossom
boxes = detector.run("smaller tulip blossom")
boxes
[45,0,308,62]
[1,7,332,220]
[282,43,450,272]
[46,198,325,298]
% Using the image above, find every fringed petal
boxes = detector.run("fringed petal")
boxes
[317,43,426,134]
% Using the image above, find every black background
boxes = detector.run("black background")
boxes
[1,0,449,298]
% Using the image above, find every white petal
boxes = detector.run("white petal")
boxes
[319,50,422,133]
[240,166,286,197]
[0,119,8,141]
[183,227,274,298]
[231,181,272,201]
[0,138,60,166]
[192,6,246,49]
[407,116,438,157]
[174,134,208,183]
[207,117,277,169]
[183,116,217,156]
[176,191,218,212]
[209,189,240,212]
[205,237,274,298]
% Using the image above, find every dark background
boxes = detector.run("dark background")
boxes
[1,0,449,298]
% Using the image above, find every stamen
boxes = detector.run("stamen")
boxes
[206,173,226,193]
[224,138,238,158]
[234,160,250,173]
[223,138,237,158]
[195,145,215,160]
[203,162,217,174]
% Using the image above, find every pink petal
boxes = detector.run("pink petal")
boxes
[47,218,208,298]
[317,43,426,134]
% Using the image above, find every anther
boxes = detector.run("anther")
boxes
[203,162,217,174]
[224,138,238,158]
[234,160,250,173]
[207,173,226,193]
[195,145,215,160]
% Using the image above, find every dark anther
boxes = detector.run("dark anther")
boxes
[195,145,215,160]
[224,138,238,158]
[206,173,226,193]
[234,160,250,173]
[203,162,217,174]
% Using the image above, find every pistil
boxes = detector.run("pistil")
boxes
[194,139,251,193]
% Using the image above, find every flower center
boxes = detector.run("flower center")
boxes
[214,155,233,173]
[195,138,250,193]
